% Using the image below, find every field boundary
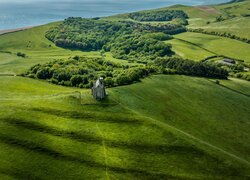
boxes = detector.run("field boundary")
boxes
[174,38,217,55]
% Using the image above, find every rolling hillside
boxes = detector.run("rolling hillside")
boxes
[0,75,250,179]
[170,32,250,62]
[0,0,250,179]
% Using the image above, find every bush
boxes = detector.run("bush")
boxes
[129,10,188,22]
[17,52,26,58]
[36,67,52,79]
[27,74,36,79]
[153,57,229,79]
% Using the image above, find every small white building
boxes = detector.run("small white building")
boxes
[92,77,106,100]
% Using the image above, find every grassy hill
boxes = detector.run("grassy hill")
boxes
[0,75,249,179]
[168,0,250,38]
[169,32,250,62]
[105,0,250,63]
[0,0,250,179]
[0,24,104,75]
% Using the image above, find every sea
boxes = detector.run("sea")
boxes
[0,0,230,30]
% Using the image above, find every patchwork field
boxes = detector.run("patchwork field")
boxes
[193,17,250,39]
[166,38,215,61]
[173,32,250,62]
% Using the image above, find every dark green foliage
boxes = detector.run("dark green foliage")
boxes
[129,10,188,22]
[109,33,173,62]
[17,52,26,58]
[46,18,133,51]
[45,17,186,61]
[216,15,226,22]
[144,32,173,41]
[25,57,151,88]
[188,28,250,44]
[25,55,229,88]
[36,67,52,79]
[231,72,250,81]
[153,57,229,79]
[220,62,250,81]
[114,67,149,85]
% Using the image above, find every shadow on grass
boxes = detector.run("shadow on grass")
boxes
[3,117,207,156]
[0,168,42,180]
[219,84,250,97]
[28,107,142,125]
[0,133,176,179]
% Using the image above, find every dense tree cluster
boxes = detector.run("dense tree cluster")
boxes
[128,10,188,23]
[24,55,230,89]
[46,17,186,62]
[152,57,229,79]
[188,28,250,44]
[24,57,151,88]
[106,33,173,62]
[46,18,134,51]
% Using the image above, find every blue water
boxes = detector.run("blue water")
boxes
[0,0,229,30]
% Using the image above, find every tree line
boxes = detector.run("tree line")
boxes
[188,28,250,44]
[23,57,151,88]
[23,55,229,89]
[152,57,229,79]
[128,10,188,24]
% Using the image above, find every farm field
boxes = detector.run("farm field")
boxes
[174,32,250,62]
[166,38,215,61]
[0,75,250,179]
[193,17,250,39]
[167,0,250,39]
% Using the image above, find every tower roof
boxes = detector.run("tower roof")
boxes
[95,77,104,88]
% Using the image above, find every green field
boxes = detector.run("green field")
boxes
[193,17,250,39]
[167,38,215,61]
[0,1,250,178]
[0,75,249,179]
[173,32,250,62]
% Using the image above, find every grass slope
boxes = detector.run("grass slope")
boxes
[166,38,215,61]
[112,75,250,163]
[168,0,250,38]
[0,2,250,179]
[0,75,249,179]
[106,0,250,62]
[173,32,250,62]
[0,24,135,75]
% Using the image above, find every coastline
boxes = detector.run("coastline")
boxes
[0,26,34,35]
[0,0,232,35]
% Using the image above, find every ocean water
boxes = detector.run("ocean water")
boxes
[0,0,229,30]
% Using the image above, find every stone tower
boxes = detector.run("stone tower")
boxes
[91,77,106,100]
